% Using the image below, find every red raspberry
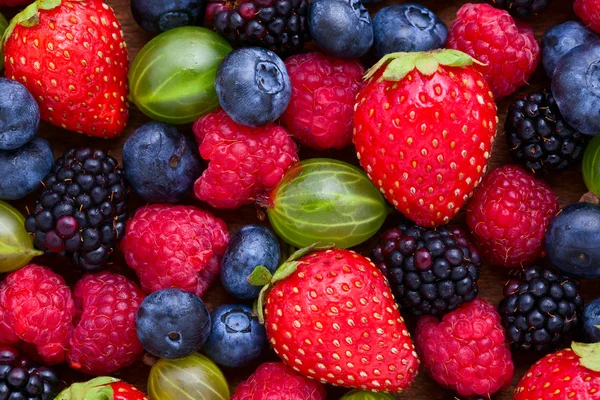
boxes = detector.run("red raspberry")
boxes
[466,165,558,268]
[121,204,229,297]
[575,0,600,33]
[415,299,514,398]
[68,272,145,375]
[281,52,365,150]
[193,110,298,209]
[448,3,540,98]
[0,264,75,365]
[231,362,326,400]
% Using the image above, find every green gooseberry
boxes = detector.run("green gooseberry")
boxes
[583,136,600,196]
[129,26,232,124]
[341,390,397,399]
[0,200,42,273]
[0,13,8,73]
[148,353,230,400]
[264,158,390,249]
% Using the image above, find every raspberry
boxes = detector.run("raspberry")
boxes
[448,3,540,98]
[0,265,75,365]
[68,272,145,375]
[575,0,600,33]
[415,299,514,398]
[121,204,229,297]
[280,52,365,150]
[231,362,326,400]
[193,110,298,209]
[466,165,559,268]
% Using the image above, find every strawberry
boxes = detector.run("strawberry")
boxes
[353,50,498,227]
[251,245,419,393]
[2,0,128,138]
[56,377,149,400]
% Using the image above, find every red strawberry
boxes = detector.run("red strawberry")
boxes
[56,377,148,400]
[3,0,128,138]
[252,245,419,393]
[353,50,497,227]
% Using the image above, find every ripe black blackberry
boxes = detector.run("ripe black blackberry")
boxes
[487,0,551,18]
[0,346,60,400]
[371,222,482,317]
[499,265,583,352]
[212,0,310,57]
[25,148,128,272]
[506,91,589,173]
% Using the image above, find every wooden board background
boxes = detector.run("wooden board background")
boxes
[0,0,592,398]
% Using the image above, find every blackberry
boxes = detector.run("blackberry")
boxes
[499,265,583,352]
[25,148,128,272]
[371,222,482,317]
[506,91,590,173]
[212,0,311,57]
[0,345,60,400]
[487,0,551,18]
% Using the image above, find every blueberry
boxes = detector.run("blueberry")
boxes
[123,122,202,203]
[308,0,373,59]
[131,0,204,33]
[215,47,291,127]
[136,288,211,359]
[221,225,280,300]
[542,21,598,78]
[544,202,600,279]
[373,4,448,59]
[0,78,39,151]
[584,299,600,342]
[552,41,600,135]
[0,137,53,200]
[202,304,267,368]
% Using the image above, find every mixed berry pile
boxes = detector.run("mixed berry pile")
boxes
[3,0,600,399]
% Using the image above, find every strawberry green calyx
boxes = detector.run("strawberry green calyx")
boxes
[2,0,64,44]
[55,377,120,400]
[249,242,335,323]
[364,49,485,82]
[0,13,7,74]
[572,342,600,372]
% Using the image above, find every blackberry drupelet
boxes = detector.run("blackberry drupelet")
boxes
[25,148,128,272]
[499,265,583,352]
[212,0,310,57]
[371,222,482,317]
[0,345,60,400]
[487,0,551,18]
[506,91,589,173]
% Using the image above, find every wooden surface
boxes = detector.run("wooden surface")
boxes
[1,0,591,398]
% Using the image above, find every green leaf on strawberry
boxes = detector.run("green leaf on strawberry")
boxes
[572,342,600,372]
[55,377,120,400]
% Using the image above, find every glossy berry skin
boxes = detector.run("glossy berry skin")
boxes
[221,225,280,300]
[499,266,583,352]
[575,0,600,34]
[544,202,600,279]
[448,3,540,98]
[202,304,267,368]
[373,5,448,59]
[193,110,298,209]
[0,78,39,151]
[68,272,145,375]
[416,299,514,398]
[122,122,202,203]
[131,0,204,33]
[513,349,600,399]
[0,265,75,365]
[281,52,364,150]
[215,47,291,127]
[264,249,419,393]
[0,137,53,201]
[542,21,597,78]
[231,362,326,400]
[466,165,559,268]
[487,0,551,18]
[0,346,60,400]
[584,299,600,342]
[3,0,129,138]
[136,288,210,359]
[308,0,373,59]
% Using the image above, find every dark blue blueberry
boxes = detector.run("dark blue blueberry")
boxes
[544,202,600,279]
[0,137,53,200]
[131,0,204,33]
[542,21,598,78]
[215,47,291,127]
[136,288,211,359]
[308,0,373,59]
[552,41,600,135]
[373,4,447,59]
[122,122,202,203]
[221,225,280,300]
[202,304,267,368]
[0,78,39,151]
[584,299,600,342]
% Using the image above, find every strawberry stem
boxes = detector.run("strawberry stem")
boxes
[55,377,119,400]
